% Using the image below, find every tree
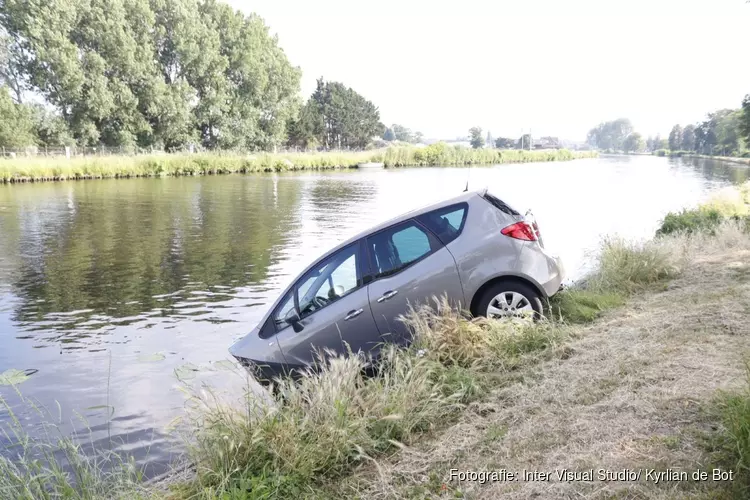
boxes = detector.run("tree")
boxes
[586,118,633,151]
[668,125,683,151]
[681,124,696,152]
[286,100,323,150]
[469,127,484,149]
[695,109,742,155]
[741,95,750,150]
[0,0,301,150]
[495,137,514,149]
[0,30,24,103]
[304,78,384,149]
[0,85,36,146]
[622,132,645,154]
[486,131,494,149]
[517,134,532,149]
[382,127,395,141]
[32,105,75,147]
[414,131,424,144]
[391,124,412,142]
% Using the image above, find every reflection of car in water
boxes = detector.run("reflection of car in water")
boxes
[230,188,565,384]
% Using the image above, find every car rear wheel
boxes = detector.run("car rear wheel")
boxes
[476,281,543,322]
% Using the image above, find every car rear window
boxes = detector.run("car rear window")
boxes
[482,192,520,216]
[416,203,468,245]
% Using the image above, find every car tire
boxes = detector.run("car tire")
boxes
[475,281,543,321]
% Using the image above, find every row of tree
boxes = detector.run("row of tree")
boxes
[668,103,749,156]
[588,96,750,156]
[382,124,424,144]
[0,0,386,151]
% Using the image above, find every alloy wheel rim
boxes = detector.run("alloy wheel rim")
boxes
[487,291,534,320]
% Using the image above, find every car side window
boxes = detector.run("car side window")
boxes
[272,291,296,330]
[295,244,361,320]
[368,221,439,278]
[416,204,468,245]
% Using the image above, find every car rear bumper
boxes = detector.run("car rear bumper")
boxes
[540,255,565,297]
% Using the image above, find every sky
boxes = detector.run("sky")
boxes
[226,0,750,142]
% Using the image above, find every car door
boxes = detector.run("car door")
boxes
[273,241,380,368]
[365,218,465,346]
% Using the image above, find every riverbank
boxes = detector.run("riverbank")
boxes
[345,223,750,499]
[683,154,750,166]
[0,146,597,184]
[2,182,748,499]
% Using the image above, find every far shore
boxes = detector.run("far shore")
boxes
[0,146,598,185]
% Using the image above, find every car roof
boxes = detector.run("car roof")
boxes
[321,188,487,257]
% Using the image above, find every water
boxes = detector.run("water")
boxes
[0,155,747,475]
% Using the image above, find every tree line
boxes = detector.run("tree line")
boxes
[0,0,385,152]
[588,95,750,156]
[667,103,748,156]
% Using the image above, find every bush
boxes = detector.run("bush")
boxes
[657,208,724,236]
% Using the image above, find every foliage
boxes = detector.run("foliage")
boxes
[495,137,515,149]
[681,124,696,151]
[741,95,750,150]
[382,127,395,141]
[695,109,745,156]
[586,118,633,151]
[657,182,750,236]
[0,147,599,183]
[468,127,484,149]
[288,78,384,150]
[668,124,683,151]
[0,85,36,147]
[0,0,300,151]
[622,132,645,153]
[657,208,725,236]
[0,393,149,499]
[646,134,668,152]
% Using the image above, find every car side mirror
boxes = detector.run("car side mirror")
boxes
[284,309,304,333]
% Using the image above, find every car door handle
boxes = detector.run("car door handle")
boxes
[344,308,364,321]
[376,290,398,303]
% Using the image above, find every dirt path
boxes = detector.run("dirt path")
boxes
[356,241,750,499]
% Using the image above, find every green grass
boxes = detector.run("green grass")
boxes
[703,365,750,498]
[0,146,598,183]
[549,289,626,324]
[0,392,149,500]
[657,182,750,236]
[0,218,707,499]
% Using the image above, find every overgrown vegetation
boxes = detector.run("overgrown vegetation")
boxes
[0,147,597,183]
[657,181,750,236]
[706,365,750,497]
[0,392,148,500]
[5,191,745,498]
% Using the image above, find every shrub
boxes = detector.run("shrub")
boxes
[657,208,724,236]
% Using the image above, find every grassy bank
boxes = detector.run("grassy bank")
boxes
[0,146,597,184]
[0,228,693,499]
[3,183,747,499]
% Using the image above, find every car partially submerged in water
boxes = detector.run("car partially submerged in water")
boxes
[230,188,564,383]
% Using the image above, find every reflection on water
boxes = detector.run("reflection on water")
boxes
[0,156,747,474]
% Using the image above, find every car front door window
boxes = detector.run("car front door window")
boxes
[369,221,436,278]
[296,245,360,319]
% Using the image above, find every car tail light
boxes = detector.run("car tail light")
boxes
[531,221,541,240]
[501,221,538,241]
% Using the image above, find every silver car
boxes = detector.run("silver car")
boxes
[230,188,564,382]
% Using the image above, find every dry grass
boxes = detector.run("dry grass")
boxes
[340,223,750,499]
